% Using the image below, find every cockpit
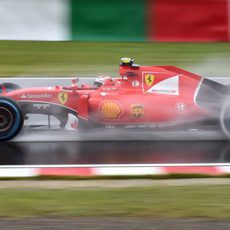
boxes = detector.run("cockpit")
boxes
[93,75,113,88]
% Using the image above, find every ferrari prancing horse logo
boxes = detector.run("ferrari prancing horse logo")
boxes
[144,74,154,86]
[58,92,68,104]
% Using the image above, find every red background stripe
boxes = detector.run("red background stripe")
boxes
[148,0,229,42]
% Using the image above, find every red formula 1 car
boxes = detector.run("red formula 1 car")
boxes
[1,57,230,141]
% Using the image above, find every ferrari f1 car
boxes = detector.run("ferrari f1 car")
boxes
[1,57,230,141]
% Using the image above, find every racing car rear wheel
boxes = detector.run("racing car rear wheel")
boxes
[0,97,24,141]
[220,101,230,139]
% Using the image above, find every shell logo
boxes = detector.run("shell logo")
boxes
[99,101,122,119]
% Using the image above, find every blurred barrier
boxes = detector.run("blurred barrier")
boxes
[0,165,230,177]
[0,0,229,41]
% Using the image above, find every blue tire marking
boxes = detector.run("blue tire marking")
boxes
[0,99,21,140]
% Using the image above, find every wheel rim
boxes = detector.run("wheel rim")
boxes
[0,107,13,133]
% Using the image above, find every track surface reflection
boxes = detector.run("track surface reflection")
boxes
[1,141,230,165]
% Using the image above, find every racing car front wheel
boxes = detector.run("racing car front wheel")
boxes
[0,97,24,141]
[220,101,230,139]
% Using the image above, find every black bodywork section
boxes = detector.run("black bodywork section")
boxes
[18,101,77,128]
[196,79,230,111]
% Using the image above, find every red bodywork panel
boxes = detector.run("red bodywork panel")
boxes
[88,65,205,124]
[3,64,207,126]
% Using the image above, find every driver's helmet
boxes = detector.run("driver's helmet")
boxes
[94,75,112,88]
[120,57,134,66]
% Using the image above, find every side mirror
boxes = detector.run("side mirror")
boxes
[71,78,79,94]
[71,78,79,86]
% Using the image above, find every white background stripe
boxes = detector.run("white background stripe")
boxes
[0,0,69,40]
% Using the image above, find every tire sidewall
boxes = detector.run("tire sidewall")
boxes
[0,97,23,141]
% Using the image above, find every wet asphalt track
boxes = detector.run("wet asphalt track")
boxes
[1,139,230,165]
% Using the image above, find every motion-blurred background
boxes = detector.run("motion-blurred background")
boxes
[0,0,229,77]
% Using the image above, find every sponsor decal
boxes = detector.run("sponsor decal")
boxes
[175,102,186,112]
[33,103,50,110]
[126,72,138,77]
[150,89,177,94]
[132,80,140,87]
[101,87,117,91]
[100,92,107,96]
[21,93,52,99]
[131,104,144,118]
[99,101,122,119]
[144,74,154,86]
[147,75,179,95]
[58,92,68,105]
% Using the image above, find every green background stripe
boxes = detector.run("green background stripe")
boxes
[70,0,146,41]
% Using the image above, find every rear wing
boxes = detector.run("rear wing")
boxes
[160,66,202,80]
